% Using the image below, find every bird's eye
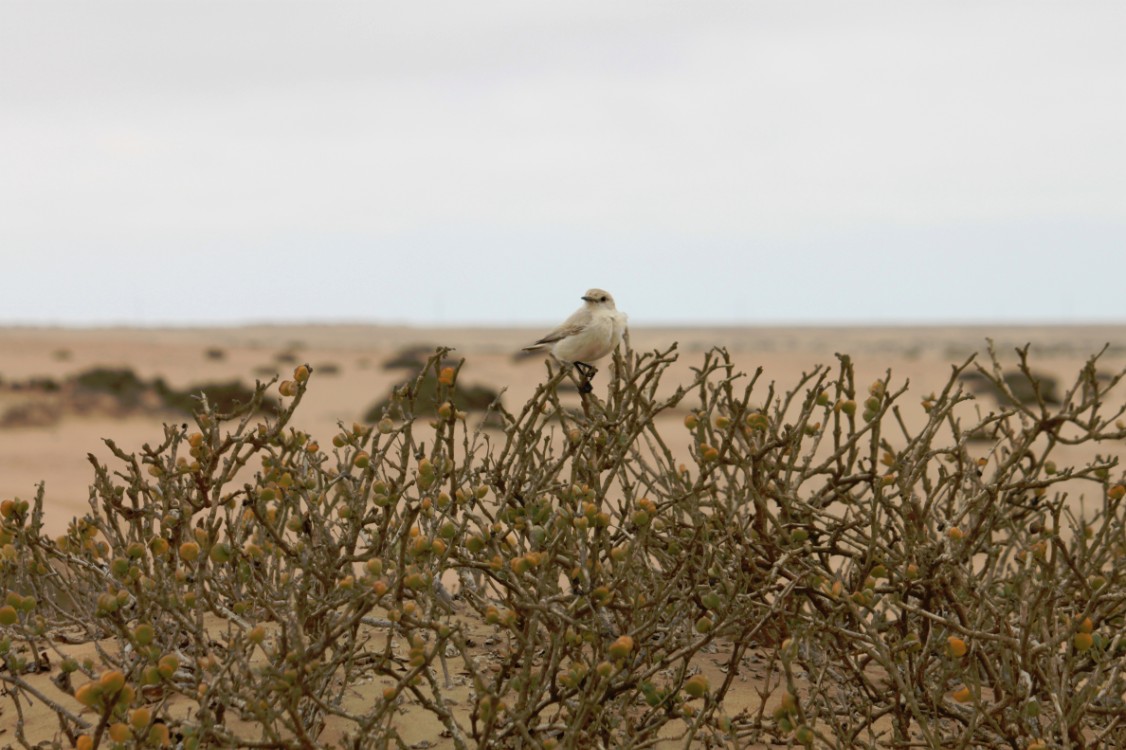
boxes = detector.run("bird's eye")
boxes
[600,296,607,302]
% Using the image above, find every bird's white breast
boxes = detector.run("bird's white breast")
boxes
[552,311,617,364]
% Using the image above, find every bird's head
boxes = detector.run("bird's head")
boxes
[581,288,616,309]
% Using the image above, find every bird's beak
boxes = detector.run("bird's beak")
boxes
[581,296,595,302]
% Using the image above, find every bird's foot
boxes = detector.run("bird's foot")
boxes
[573,362,597,394]
[574,362,597,380]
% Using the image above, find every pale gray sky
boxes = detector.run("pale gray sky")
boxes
[2,1,1124,326]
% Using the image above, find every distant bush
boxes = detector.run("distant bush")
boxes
[366,348,499,423]
[29,376,62,393]
[75,367,149,407]
[959,367,1061,405]
[1,368,276,428]
[0,376,63,427]
[74,367,279,417]
[362,363,500,424]
[1,342,1125,749]
[382,344,440,371]
[153,377,278,417]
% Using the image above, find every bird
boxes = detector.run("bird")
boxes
[522,288,628,392]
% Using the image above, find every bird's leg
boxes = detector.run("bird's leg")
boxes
[573,362,597,394]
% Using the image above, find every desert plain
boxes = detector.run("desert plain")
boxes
[1,323,1125,748]
[4,324,1125,539]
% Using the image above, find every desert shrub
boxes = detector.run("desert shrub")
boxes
[382,344,444,371]
[959,368,1061,405]
[74,367,277,417]
[75,367,149,406]
[2,376,61,393]
[0,343,1125,748]
[0,371,272,429]
[153,377,279,417]
[29,376,62,393]
[363,356,500,423]
[756,343,1126,749]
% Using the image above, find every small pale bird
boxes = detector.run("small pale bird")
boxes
[523,288,628,391]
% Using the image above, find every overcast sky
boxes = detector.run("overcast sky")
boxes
[2,1,1124,327]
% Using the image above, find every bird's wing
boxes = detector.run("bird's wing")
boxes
[522,307,591,351]
[523,324,585,350]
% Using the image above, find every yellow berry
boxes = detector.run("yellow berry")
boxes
[133,623,155,646]
[99,670,126,693]
[608,635,634,661]
[74,681,102,707]
[684,674,709,698]
[158,654,180,679]
[209,543,232,564]
[130,707,151,729]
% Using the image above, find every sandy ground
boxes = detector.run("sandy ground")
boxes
[2,323,1125,746]
[3,323,1125,539]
